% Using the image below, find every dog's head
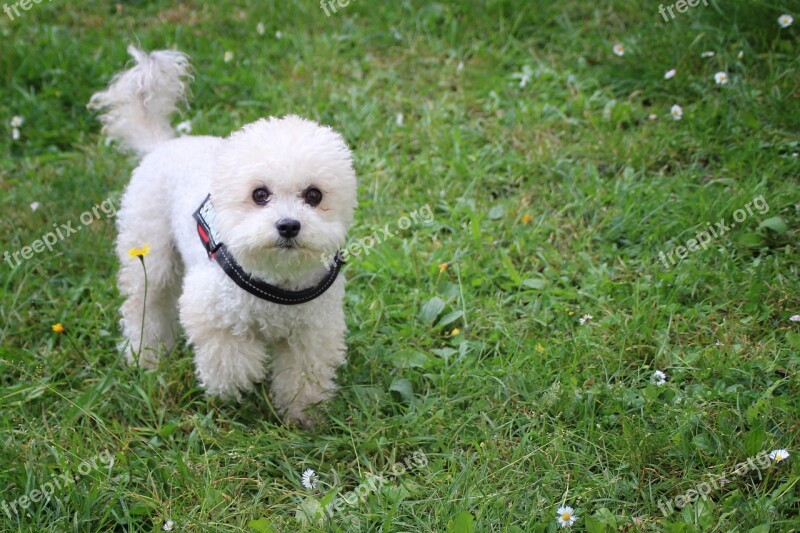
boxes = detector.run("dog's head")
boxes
[211,115,357,282]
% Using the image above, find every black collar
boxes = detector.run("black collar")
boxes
[193,195,344,305]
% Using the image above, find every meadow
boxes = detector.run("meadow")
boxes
[1,1,799,531]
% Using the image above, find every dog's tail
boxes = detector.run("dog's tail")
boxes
[88,45,191,157]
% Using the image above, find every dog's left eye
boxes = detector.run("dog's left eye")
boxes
[303,187,323,207]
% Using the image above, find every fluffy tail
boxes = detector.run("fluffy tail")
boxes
[88,45,191,157]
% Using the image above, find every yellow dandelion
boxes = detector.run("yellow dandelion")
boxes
[535,343,545,353]
[438,262,449,273]
[52,323,65,333]
[451,328,461,336]
[128,244,151,259]
[521,213,532,224]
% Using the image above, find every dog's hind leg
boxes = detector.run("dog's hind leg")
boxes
[116,180,183,368]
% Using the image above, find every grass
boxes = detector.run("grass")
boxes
[1,0,800,531]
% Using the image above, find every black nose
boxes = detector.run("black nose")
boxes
[276,218,301,239]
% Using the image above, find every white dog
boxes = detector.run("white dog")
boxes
[89,46,357,426]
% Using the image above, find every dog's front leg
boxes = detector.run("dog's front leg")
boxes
[180,268,268,400]
[269,311,347,428]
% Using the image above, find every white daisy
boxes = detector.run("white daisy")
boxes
[664,68,676,80]
[396,113,403,126]
[701,51,716,58]
[512,65,533,88]
[557,506,577,528]
[163,519,175,531]
[613,43,625,57]
[30,202,40,211]
[648,113,658,121]
[256,22,265,35]
[10,116,24,128]
[578,314,593,325]
[671,104,683,120]
[651,370,667,386]
[714,71,729,85]
[789,314,800,322]
[300,468,318,489]
[275,31,283,39]
[224,51,234,63]
[778,14,793,28]
[176,120,192,135]
[11,128,20,140]
[769,449,790,462]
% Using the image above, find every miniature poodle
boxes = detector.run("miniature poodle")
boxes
[89,46,357,426]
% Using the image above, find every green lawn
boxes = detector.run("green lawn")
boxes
[1,1,800,531]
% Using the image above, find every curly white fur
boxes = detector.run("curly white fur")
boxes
[89,46,357,427]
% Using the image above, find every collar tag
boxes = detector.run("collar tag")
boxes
[193,194,222,258]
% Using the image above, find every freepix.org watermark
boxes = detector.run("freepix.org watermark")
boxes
[3,0,55,21]
[1,449,114,518]
[658,0,708,22]
[324,450,428,522]
[319,0,354,17]
[296,450,429,528]
[320,204,434,268]
[3,197,118,269]
[657,194,769,270]
[657,450,778,516]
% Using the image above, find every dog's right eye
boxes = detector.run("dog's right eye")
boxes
[252,188,271,205]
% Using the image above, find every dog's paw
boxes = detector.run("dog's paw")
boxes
[122,345,159,369]
[279,404,324,430]
[200,380,245,403]
[287,415,315,430]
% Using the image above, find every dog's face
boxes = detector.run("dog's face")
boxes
[211,115,357,282]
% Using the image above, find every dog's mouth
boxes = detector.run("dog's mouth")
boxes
[276,238,300,250]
